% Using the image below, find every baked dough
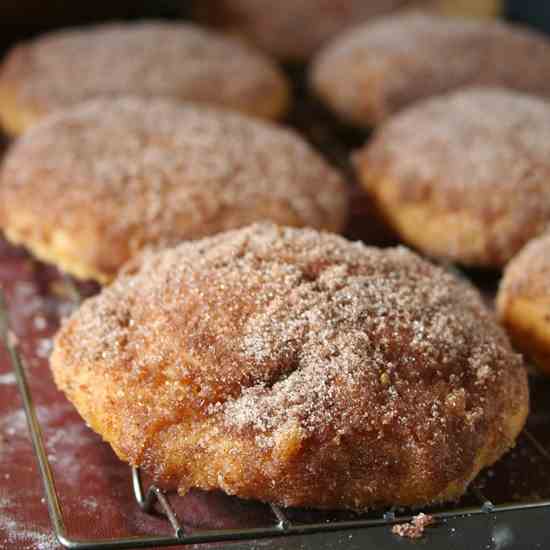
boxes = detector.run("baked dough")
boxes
[311,12,550,127]
[497,233,550,375]
[0,98,347,282]
[192,0,411,60]
[51,223,528,510]
[192,1,501,61]
[355,87,550,267]
[0,21,290,136]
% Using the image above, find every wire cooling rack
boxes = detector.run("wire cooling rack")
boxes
[2,289,550,550]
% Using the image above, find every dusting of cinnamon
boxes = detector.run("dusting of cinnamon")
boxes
[312,12,550,126]
[0,99,347,282]
[50,224,528,510]
[357,87,550,266]
[0,20,289,132]
[193,0,411,60]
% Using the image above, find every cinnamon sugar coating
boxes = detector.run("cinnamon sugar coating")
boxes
[0,98,347,283]
[311,12,550,126]
[192,0,411,60]
[356,87,550,267]
[51,224,528,510]
[497,233,550,375]
[0,21,290,135]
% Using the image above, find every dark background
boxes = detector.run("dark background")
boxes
[0,1,191,54]
[507,0,550,32]
[0,0,549,55]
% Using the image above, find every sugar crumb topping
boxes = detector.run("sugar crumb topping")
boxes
[1,98,346,251]
[1,21,285,113]
[60,223,523,453]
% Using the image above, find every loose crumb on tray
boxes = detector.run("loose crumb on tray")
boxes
[392,513,435,539]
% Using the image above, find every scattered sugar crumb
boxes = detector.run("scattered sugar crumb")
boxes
[392,513,435,539]
[0,409,27,437]
[0,505,57,550]
[81,497,99,512]
[0,372,16,385]
[36,338,53,359]
[33,316,47,331]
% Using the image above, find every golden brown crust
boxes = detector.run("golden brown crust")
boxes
[51,223,528,510]
[0,98,348,283]
[0,21,290,135]
[497,233,550,375]
[355,87,550,267]
[311,12,550,127]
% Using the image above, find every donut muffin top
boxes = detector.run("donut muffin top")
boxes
[51,223,528,509]
[192,0,411,60]
[0,21,290,134]
[311,12,550,126]
[0,98,347,282]
[499,233,550,302]
[496,233,550,374]
[356,87,550,266]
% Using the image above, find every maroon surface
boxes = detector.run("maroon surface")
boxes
[1,72,550,550]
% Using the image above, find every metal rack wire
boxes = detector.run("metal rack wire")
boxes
[2,289,550,549]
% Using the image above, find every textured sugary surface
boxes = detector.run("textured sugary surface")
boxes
[51,223,528,509]
[357,87,550,265]
[362,87,550,203]
[192,0,502,61]
[0,21,288,121]
[311,12,550,125]
[0,97,347,281]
